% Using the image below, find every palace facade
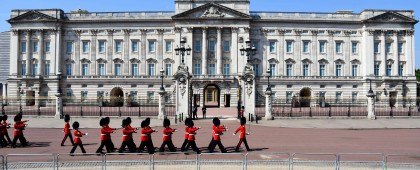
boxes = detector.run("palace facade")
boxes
[6,0,418,108]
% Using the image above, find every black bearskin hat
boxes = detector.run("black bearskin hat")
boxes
[184,117,192,126]
[99,118,107,126]
[126,117,132,125]
[188,120,194,128]
[104,117,110,125]
[140,120,146,128]
[240,117,246,125]
[163,118,170,127]
[145,117,151,126]
[72,121,80,129]
[2,114,7,121]
[122,118,128,127]
[0,115,3,121]
[64,114,70,122]
[212,117,220,126]
[14,113,22,122]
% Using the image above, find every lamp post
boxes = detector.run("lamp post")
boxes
[55,72,64,119]
[240,40,257,65]
[160,69,165,91]
[174,40,192,65]
[240,39,257,119]
[265,68,273,120]
[266,68,271,92]
[366,79,376,119]
[158,68,166,120]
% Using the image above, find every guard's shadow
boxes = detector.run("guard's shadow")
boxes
[22,142,51,148]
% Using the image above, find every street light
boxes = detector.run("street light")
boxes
[160,69,165,91]
[266,68,271,92]
[240,40,257,64]
[174,40,192,65]
[366,79,375,98]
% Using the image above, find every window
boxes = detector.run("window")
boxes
[32,64,38,75]
[374,64,379,76]
[209,64,215,76]
[115,40,122,53]
[336,64,342,76]
[286,64,292,77]
[319,64,326,77]
[352,92,358,103]
[209,40,215,52]
[21,41,26,53]
[66,92,72,97]
[98,41,105,53]
[386,64,392,76]
[97,91,104,99]
[194,64,201,76]
[22,64,26,75]
[45,64,50,77]
[130,91,137,101]
[398,43,404,54]
[352,42,358,54]
[253,64,259,77]
[303,64,309,76]
[320,85,325,88]
[98,64,105,76]
[66,42,73,53]
[269,41,276,53]
[286,92,292,103]
[66,64,72,76]
[374,42,380,53]
[165,64,172,76]
[148,40,156,53]
[33,41,38,52]
[386,43,392,53]
[147,91,155,101]
[148,63,155,76]
[336,92,342,103]
[337,85,342,88]
[353,85,358,88]
[166,40,172,52]
[223,64,230,76]
[398,65,403,76]
[82,41,89,53]
[319,41,326,53]
[336,42,342,53]
[303,41,309,53]
[82,64,89,76]
[132,41,139,52]
[81,91,88,102]
[45,41,50,53]
[269,64,276,76]
[194,40,201,52]
[223,40,230,52]
[115,64,121,76]
[352,65,358,76]
[131,64,138,76]
[286,41,293,53]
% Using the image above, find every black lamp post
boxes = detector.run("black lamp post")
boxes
[266,68,271,92]
[160,69,165,91]
[174,40,191,65]
[366,79,375,98]
[240,40,257,64]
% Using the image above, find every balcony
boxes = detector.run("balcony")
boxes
[65,75,169,79]
[268,76,364,80]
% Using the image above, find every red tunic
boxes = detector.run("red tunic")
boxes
[122,127,135,142]
[1,121,10,134]
[63,122,71,135]
[13,122,25,136]
[162,127,175,141]
[235,125,246,139]
[187,127,199,141]
[100,127,114,141]
[0,123,4,135]
[73,130,84,144]
[140,128,154,141]
[184,126,189,139]
[212,125,226,141]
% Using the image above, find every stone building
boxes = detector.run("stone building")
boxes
[6,0,418,109]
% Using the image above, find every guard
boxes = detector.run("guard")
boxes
[11,113,28,148]
[61,114,74,146]
[180,118,192,151]
[234,117,251,152]
[119,118,137,153]
[0,115,6,147]
[208,117,227,153]
[159,118,176,152]
[96,118,115,153]
[1,115,12,145]
[70,121,87,154]
[104,117,117,151]
[137,120,156,154]
[185,120,200,154]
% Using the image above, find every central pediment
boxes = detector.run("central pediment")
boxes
[363,11,418,23]
[8,10,61,23]
[172,3,251,20]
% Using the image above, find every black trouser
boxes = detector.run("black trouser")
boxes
[12,135,27,147]
[4,131,12,144]
[209,140,226,153]
[0,135,6,147]
[119,139,137,153]
[138,140,154,154]
[235,138,250,151]
[159,140,176,152]
[109,139,115,150]
[96,140,113,153]
[181,139,189,151]
[70,143,86,153]
[207,137,214,149]
[186,140,200,153]
[61,134,74,146]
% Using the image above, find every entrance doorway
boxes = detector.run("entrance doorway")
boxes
[299,88,311,107]
[26,90,35,106]
[110,87,124,107]
[389,92,397,107]
[194,94,200,107]
[224,94,231,107]
[204,84,220,108]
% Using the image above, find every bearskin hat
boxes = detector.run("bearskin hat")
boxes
[240,117,246,125]
[188,120,194,128]
[14,113,22,122]
[104,117,110,125]
[163,118,170,127]
[99,118,107,126]
[2,114,7,121]
[126,117,132,125]
[140,120,146,128]
[72,121,80,129]
[145,117,151,126]
[213,117,220,126]
[64,114,70,122]
[122,118,128,127]
[184,117,192,126]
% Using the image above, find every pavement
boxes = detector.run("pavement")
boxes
[14,115,420,129]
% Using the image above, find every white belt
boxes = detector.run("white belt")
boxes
[141,134,148,136]
[188,134,195,136]
[214,134,220,136]
[163,135,171,136]
[123,135,129,136]
[75,137,80,138]
[14,129,21,131]
[101,134,106,136]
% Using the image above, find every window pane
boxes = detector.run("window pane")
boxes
[165,64,172,76]
[131,64,138,76]
[374,42,380,53]
[374,64,379,76]
[33,41,38,52]
[209,64,215,75]
[223,41,230,52]
[270,41,276,53]
[303,41,309,53]
[148,64,155,76]
[269,64,276,76]
[320,42,325,53]
[398,43,404,54]
[194,64,201,75]
[303,65,309,76]
[132,41,138,52]
[21,41,26,53]
[320,65,325,76]
[99,41,105,53]
[115,41,122,53]
[166,41,172,52]
[209,40,215,52]
[99,64,105,76]
[66,64,72,76]
[286,41,292,53]
[45,64,50,77]
[149,41,155,52]
[223,64,230,76]
[32,64,38,75]
[352,65,358,76]
[82,41,89,53]
[22,64,26,75]
[45,41,50,52]
[336,42,342,53]
[66,42,73,53]
[194,40,201,52]
[115,64,121,76]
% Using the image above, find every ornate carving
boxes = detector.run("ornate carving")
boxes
[231,27,239,33]
[368,29,375,36]
[129,58,140,63]
[64,58,75,64]
[278,29,286,35]
[140,29,147,35]
[294,29,302,35]
[90,29,98,36]
[310,30,318,35]
[174,27,182,33]
[201,6,225,18]
[285,58,296,64]
[327,30,334,36]
[344,30,352,36]
[106,29,114,35]
[123,29,131,36]
[156,29,164,34]
[186,27,193,33]
[318,58,329,64]
[74,30,82,37]
[113,58,124,63]
[96,58,107,63]
[260,28,269,35]
[12,29,19,36]
[406,29,414,36]
[179,81,187,96]
[163,58,175,64]
[244,27,250,33]
[146,58,158,63]
[80,58,91,63]
[334,59,345,64]
[386,59,394,65]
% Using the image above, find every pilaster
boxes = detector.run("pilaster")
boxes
[393,31,398,76]
[10,30,19,76]
[140,29,147,75]
[90,30,98,75]
[380,30,386,76]
[106,29,113,75]
[157,29,164,73]
[25,30,31,76]
[231,27,238,76]
[202,27,207,75]
[38,30,44,76]
[74,30,82,75]
[216,27,222,75]
[406,29,414,76]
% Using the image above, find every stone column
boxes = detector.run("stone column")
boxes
[25,30,31,76]
[140,29,147,75]
[216,27,222,75]
[380,31,386,76]
[38,30,44,77]
[265,90,273,120]
[157,29,164,72]
[406,29,414,76]
[367,95,375,119]
[123,29,130,75]
[55,28,62,75]
[10,30,19,76]
[55,94,62,119]
[202,28,207,75]
[393,31,398,76]
[106,29,113,75]
[3,83,7,104]
[90,30,98,75]
[158,90,166,120]
[231,27,238,75]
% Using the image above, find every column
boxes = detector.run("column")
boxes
[106,29,113,75]
[3,83,7,104]
[25,30,31,76]
[123,29,130,75]
[157,29,164,73]
[362,28,375,76]
[393,31,398,76]
[74,30,81,75]
[38,30,44,77]
[202,28,207,75]
[278,30,285,76]
[55,28,62,75]
[311,30,318,76]
[406,29,414,76]
[327,31,334,76]
[231,27,238,75]
[367,95,375,119]
[90,30,98,75]
[344,31,351,76]
[10,30,19,76]
[265,90,273,120]
[216,27,222,75]
[158,90,166,119]
[140,29,147,75]
[295,31,301,76]
[380,31,386,76]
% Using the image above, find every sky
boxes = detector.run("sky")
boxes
[0,0,419,68]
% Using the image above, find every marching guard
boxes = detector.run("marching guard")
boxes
[234,117,251,152]
[138,120,157,154]
[119,118,137,153]
[0,115,7,147]
[96,118,116,153]
[185,120,201,154]
[104,117,116,151]
[159,118,176,152]
[11,113,28,148]
[180,118,192,152]
[61,114,74,146]
[70,121,87,154]
[2,115,12,145]
[208,117,227,153]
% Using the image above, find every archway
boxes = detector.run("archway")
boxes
[203,84,220,108]
[110,87,124,107]
[299,88,311,107]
